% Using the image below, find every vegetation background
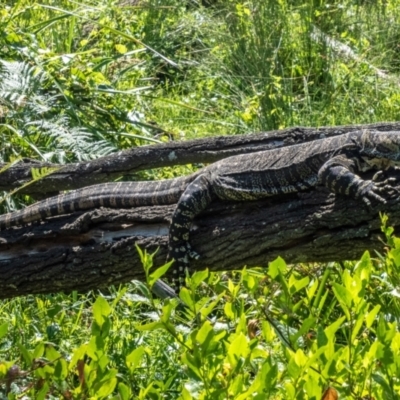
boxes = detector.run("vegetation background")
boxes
[0,0,400,398]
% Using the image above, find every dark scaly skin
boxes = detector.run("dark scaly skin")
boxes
[1,129,400,286]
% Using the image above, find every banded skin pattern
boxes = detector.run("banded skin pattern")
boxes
[1,129,400,286]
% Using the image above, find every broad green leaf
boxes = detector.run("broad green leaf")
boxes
[93,296,111,327]
[96,377,117,397]
[179,287,195,311]
[351,301,368,342]
[126,346,145,372]
[69,344,87,369]
[354,251,372,283]
[228,374,244,397]
[289,275,309,294]
[36,382,50,400]
[325,316,346,340]
[306,279,319,302]
[18,344,32,366]
[87,335,104,361]
[268,257,286,279]
[224,301,235,319]
[290,316,316,344]
[196,320,213,346]
[190,270,208,288]
[160,299,178,323]
[287,355,301,379]
[0,323,8,339]
[54,359,68,381]
[294,348,307,368]
[45,344,61,362]
[182,352,202,380]
[284,382,297,400]
[363,341,379,369]
[332,283,352,318]
[227,333,249,368]
[149,261,173,287]
[33,343,44,359]
[181,386,194,400]
[118,382,131,400]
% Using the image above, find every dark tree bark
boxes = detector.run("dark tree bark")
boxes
[1,178,400,299]
[1,121,400,196]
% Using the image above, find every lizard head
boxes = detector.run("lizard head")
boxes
[359,130,400,165]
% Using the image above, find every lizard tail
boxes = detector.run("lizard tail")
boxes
[0,174,197,229]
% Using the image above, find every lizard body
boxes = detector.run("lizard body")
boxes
[1,129,400,281]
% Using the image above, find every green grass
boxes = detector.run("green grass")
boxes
[1,0,400,398]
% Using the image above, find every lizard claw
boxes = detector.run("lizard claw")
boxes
[359,180,398,208]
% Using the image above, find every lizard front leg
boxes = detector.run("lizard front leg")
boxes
[169,173,215,285]
[318,155,398,207]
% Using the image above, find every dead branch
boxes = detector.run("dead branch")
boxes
[2,121,400,196]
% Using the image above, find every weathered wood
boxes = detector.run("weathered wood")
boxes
[0,174,399,299]
[1,121,400,196]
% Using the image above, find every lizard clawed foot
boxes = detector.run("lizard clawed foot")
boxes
[359,180,399,208]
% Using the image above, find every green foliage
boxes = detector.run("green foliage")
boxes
[0,234,399,398]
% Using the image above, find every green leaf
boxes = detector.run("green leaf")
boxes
[18,344,33,366]
[332,283,352,318]
[135,321,164,331]
[179,287,196,311]
[289,275,309,294]
[33,343,44,359]
[227,333,249,368]
[96,377,117,397]
[69,343,87,369]
[182,352,202,380]
[87,335,104,361]
[306,279,319,302]
[351,301,368,342]
[287,354,301,379]
[45,344,61,362]
[93,296,111,327]
[148,260,173,287]
[36,382,50,400]
[118,382,131,400]
[366,305,381,328]
[224,301,235,320]
[196,321,213,345]
[190,270,208,289]
[0,323,8,339]
[268,257,286,279]
[54,359,68,381]
[290,316,316,344]
[126,346,145,372]
[160,299,178,323]
[325,316,346,340]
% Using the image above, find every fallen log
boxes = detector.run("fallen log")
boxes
[0,177,399,299]
[1,121,400,196]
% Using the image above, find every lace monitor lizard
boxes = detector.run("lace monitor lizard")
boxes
[1,129,400,284]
